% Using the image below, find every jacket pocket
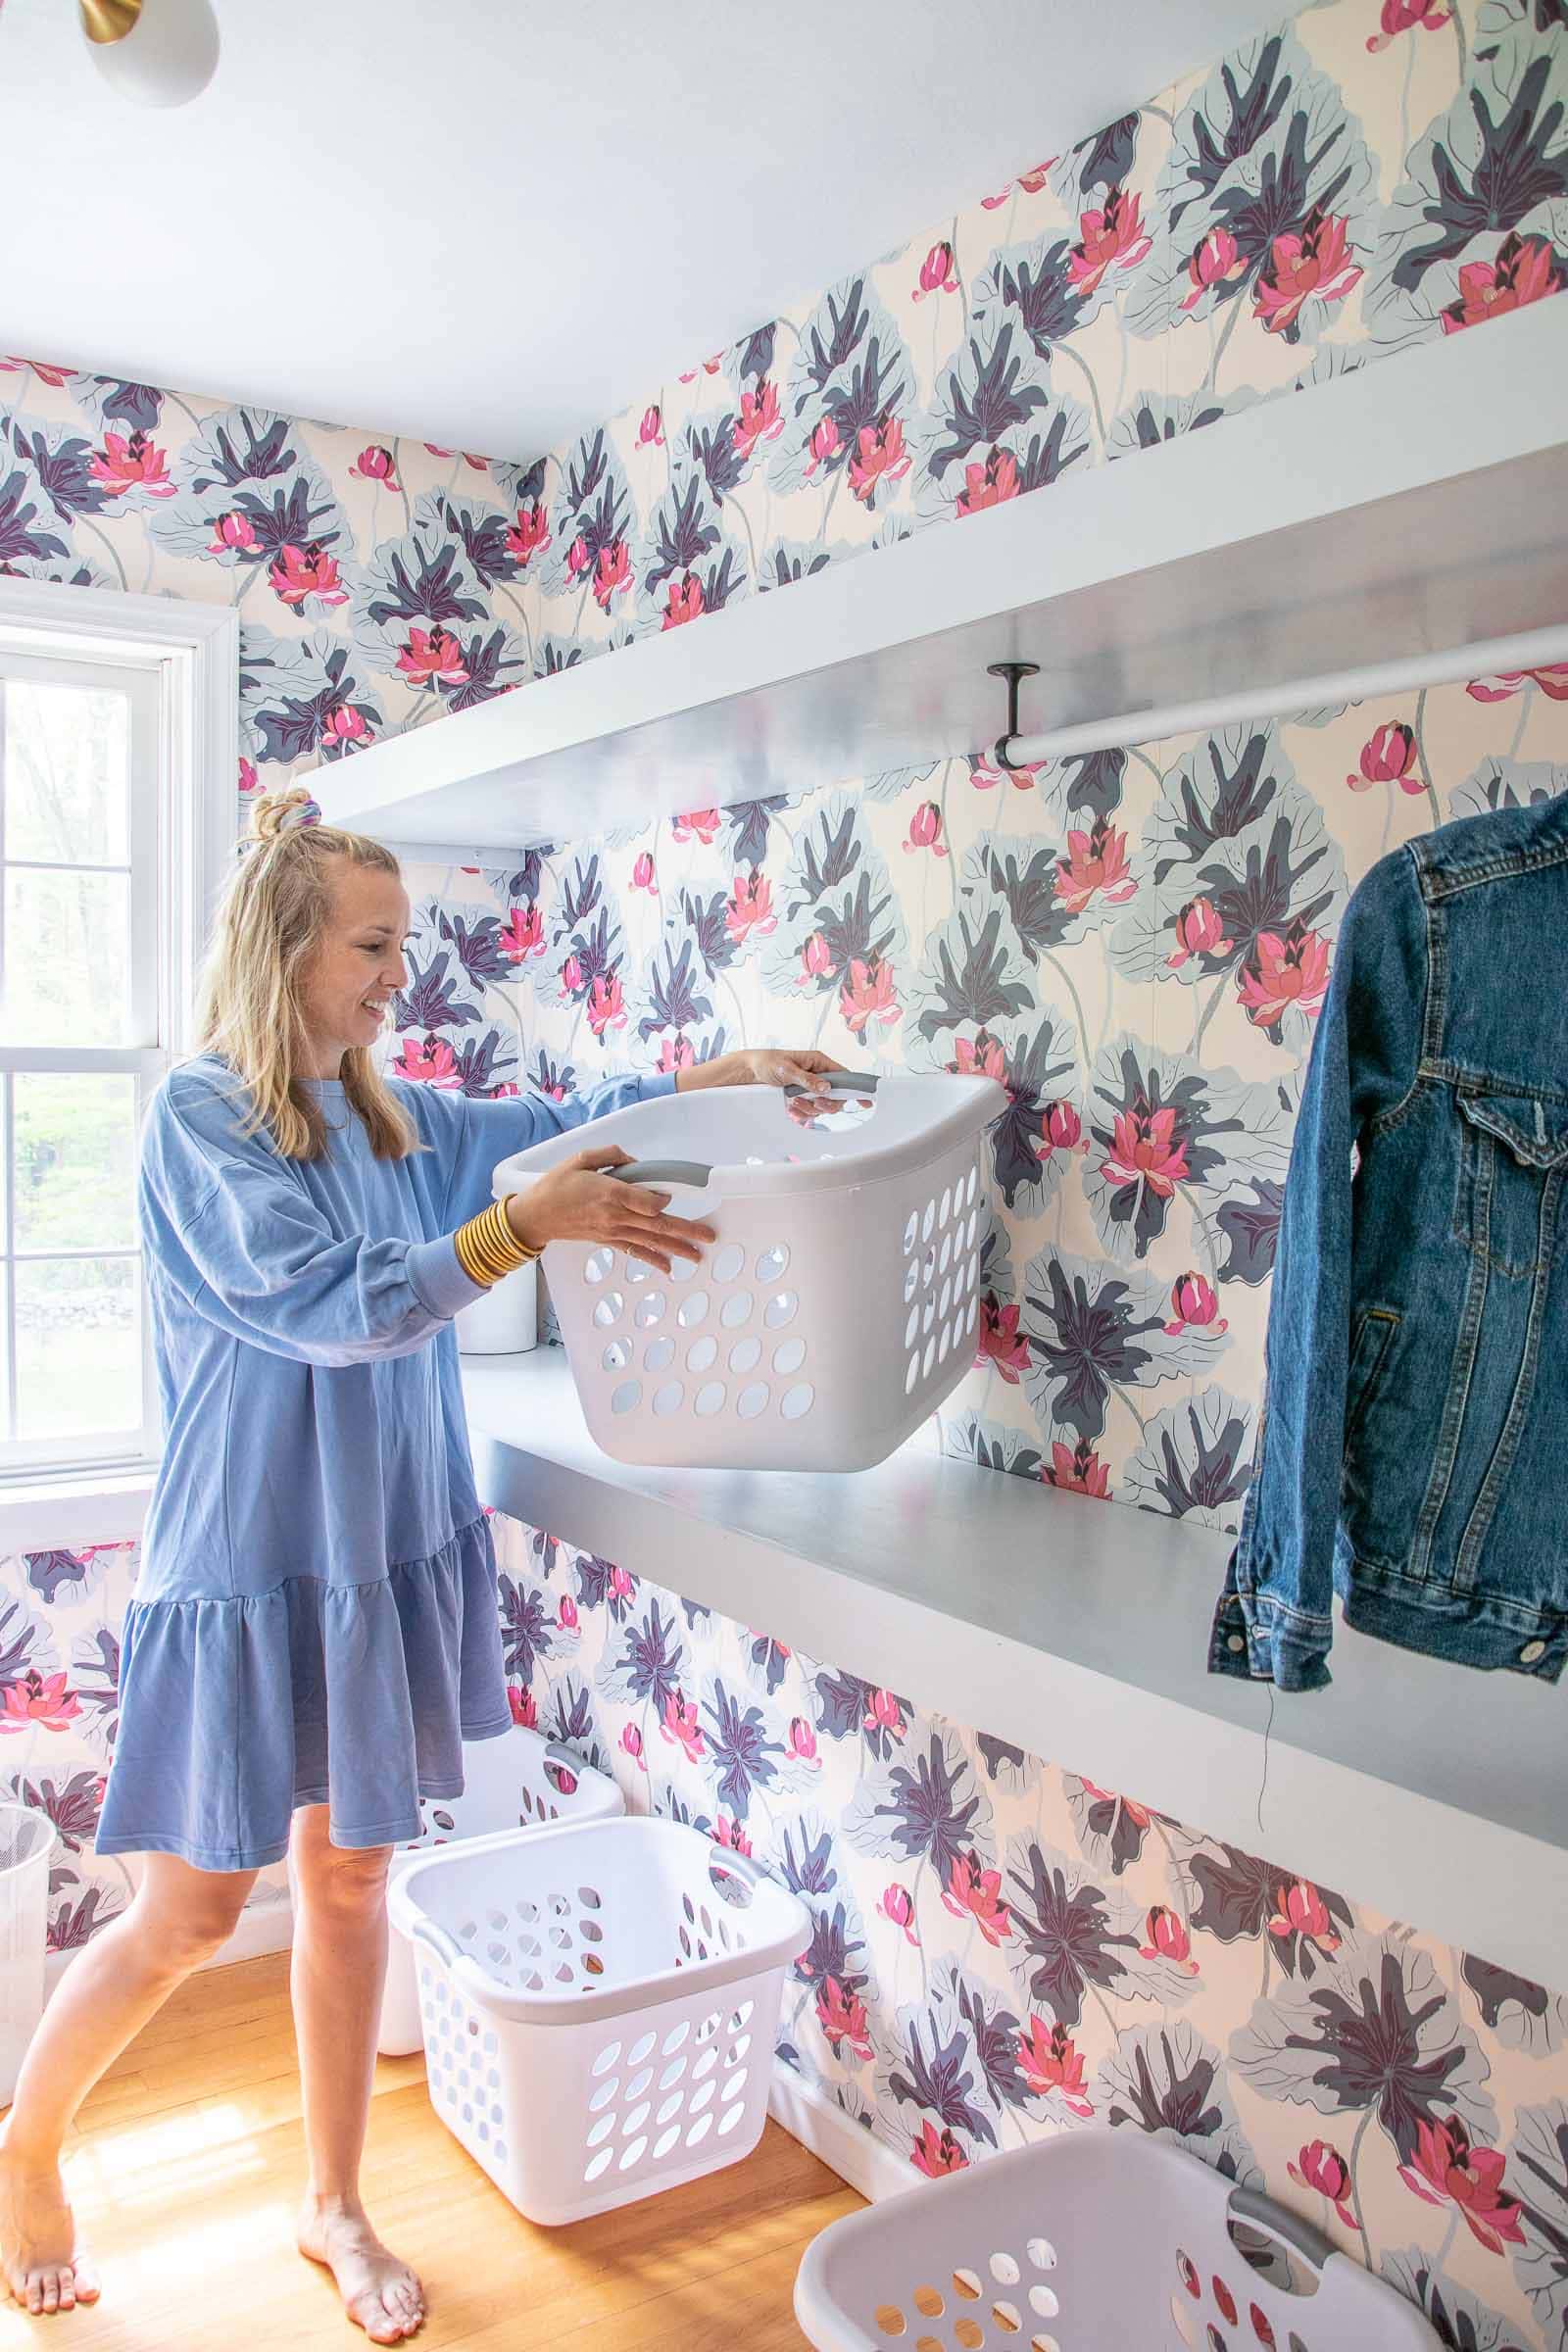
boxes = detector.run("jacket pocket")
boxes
[1345,1305,1400,1443]
[1454,1090,1568,1279]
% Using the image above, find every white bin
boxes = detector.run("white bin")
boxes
[376,1731,622,2057]
[491,1072,1007,1471]
[0,1804,56,2108]
[454,1258,537,1356]
[389,1815,809,2226]
[794,2125,1442,2350]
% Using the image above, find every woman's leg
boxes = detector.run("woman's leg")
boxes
[0,1851,257,2317]
[287,1806,422,2347]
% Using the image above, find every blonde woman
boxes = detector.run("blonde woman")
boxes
[0,788,842,2337]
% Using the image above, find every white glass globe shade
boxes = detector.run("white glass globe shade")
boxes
[83,0,220,109]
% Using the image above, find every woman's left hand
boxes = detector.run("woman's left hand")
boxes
[674,1047,849,1119]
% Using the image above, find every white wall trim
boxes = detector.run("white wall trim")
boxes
[0,1472,155,1555]
[0,577,237,655]
[0,577,240,1061]
[767,2061,912,2203]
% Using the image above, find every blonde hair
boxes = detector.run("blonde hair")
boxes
[191,787,424,1163]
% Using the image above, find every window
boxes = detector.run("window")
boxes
[0,583,237,1489]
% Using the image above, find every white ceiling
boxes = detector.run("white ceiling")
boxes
[2,0,1287,464]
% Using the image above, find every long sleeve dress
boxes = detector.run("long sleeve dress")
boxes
[94,1052,675,1875]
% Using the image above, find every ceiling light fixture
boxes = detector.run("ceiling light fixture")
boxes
[78,0,219,108]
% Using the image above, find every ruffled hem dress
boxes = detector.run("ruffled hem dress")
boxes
[95,1053,671,1874]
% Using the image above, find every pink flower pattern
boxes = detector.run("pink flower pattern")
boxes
[12,39,1568,2323]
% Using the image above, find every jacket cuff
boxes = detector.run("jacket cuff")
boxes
[407,1234,491,1321]
[1209,1589,1333,1692]
[637,1071,679,1101]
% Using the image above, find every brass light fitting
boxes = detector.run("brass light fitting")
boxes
[74,0,220,107]
[78,0,143,41]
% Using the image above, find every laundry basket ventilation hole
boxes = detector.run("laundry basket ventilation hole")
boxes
[422,1972,510,2172]
[864,2235,1071,2352]
[1168,2245,1312,2350]
[454,1884,612,1994]
[580,1240,814,1432]
[421,1774,572,1850]
[577,2000,757,2182]
[902,1170,981,1399]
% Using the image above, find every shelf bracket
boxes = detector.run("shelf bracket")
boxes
[988,661,1041,771]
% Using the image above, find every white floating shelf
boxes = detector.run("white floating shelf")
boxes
[314,299,1568,855]
[464,1351,1568,1986]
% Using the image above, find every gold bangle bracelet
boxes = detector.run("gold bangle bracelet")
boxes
[459,1235,514,1286]
[454,1199,538,1288]
[489,1197,542,1265]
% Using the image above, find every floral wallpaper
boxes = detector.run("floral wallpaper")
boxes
[387,668,1568,1515]
[476,1512,1565,2352]
[1,2,1565,2343]
[517,0,1565,683]
[6,1506,1566,2346]
[1,0,1562,806]
[0,358,536,793]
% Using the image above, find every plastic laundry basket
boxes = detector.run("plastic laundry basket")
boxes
[388,1814,809,2226]
[794,2126,1442,2350]
[0,1803,56,2108]
[491,1072,1008,1471]
[377,1731,623,2057]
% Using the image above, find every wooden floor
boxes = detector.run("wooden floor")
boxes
[2,1954,860,2348]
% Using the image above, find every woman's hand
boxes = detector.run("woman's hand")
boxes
[674,1047,850,1119]
[504,1146,716,1276]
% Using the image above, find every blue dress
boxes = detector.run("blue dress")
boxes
[95,1053,673,1875]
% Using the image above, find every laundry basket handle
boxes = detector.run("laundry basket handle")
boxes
[706,1846,768,1899]
[1226,2183,1336,2273]
[410,1917,463,1969]
[783,1069,880,1099]
[607,1160,713,1190]
[542,1740,585,1793]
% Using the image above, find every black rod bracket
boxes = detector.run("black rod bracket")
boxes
[988,660,1040,770]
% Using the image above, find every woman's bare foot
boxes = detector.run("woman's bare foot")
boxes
[297,2195,425,2344]
[0,2131,101,2318]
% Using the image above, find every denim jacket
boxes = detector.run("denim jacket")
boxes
[1210,794,1568,1691]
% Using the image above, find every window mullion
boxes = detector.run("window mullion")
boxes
[128,663,163,1053]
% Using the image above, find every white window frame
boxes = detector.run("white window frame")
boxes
[0,580,237,1542]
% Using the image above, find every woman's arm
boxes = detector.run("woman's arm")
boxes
[430,1067,676,1229]
[430,1049,847,1227]
[142,1079,488,1366]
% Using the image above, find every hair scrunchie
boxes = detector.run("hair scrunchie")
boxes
[237,786,323,859]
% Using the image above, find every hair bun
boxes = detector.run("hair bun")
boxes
[246,786,323,847]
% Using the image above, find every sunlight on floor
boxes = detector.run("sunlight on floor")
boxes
[104,2197,299,2292]
[65,2100,269,2215]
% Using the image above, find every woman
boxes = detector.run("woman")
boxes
[0,787,842,2336]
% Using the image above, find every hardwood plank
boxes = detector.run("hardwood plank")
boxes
[3,1958,858,2349]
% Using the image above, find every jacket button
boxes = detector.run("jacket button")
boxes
[1226,1634,1246,1654]
[1519,1640,1547,1665]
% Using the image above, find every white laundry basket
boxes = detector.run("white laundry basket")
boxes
[0,1803,56,2108]
[388,1814,809,2226]
[377,1731,623,2057]
[794,2126,1442,2350]
[491,1072,1007,1470]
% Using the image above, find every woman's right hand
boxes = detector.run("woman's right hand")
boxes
[503,1145,715,1277]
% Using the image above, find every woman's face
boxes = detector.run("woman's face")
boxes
[297,859,413,1076]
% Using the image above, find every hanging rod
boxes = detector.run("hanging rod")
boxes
[997,622,1568,768]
